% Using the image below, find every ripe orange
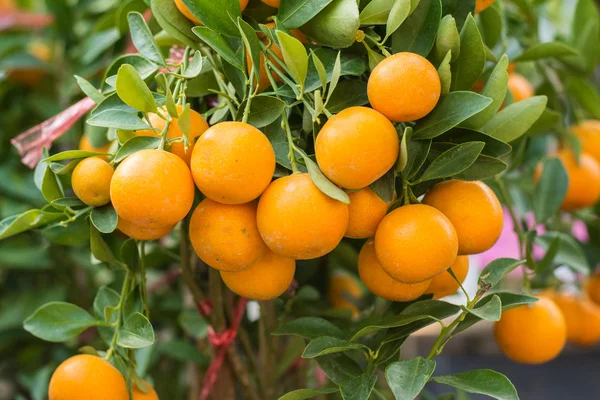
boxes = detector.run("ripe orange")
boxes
[261,0,280,7]
[345,187,392,239]
[423,180,503,255]
[79,135,112,160]
[374,204,458,283]
[507,73,534,103]
[133,381,159,400]
[221,250,295,300]
[425,256,469,299]
[358,240,431,302]
[315,106,399,189]
[475,0,496,13]
[570,120,600,164]
[189,199,267,271]
[110,149,195,227]
[71,157,114,207]
[263,22,308,44]
[48,354,128,400]
[246,39,285,92]
[118,218,174,241]
[175,0,249,24]
[494,296,566,364]
[367,52,441,122]
[257,173,349,260]
[190,121,275,204]
[586,274,600,306]
[328,271,363,315]
[137,105,208,165]
[553,293,600,347]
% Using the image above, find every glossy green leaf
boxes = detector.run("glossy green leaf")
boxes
[454,155,507,180]
[41,167,63,203]
[431,370,518,400]
[113,136,161,163]
[405,138,431,178]
[438,50,452,95]
[273,317,345,339]
[317,353,363,384]
[117,312,155,348]
[385,0,412,41]
[279,0,334,28]
[127,12,166,66]
[360,0,394,24]
[24,302,99,342]
[192,27,244,71]
[434,128,511,157]
[478,258,523,289]
[277,31,308,88]
[279,387,340,400]
[306,48,367,92]
[451,14,485,91]
[302,336,366,358]
[90,205,118,234]
[74,75,105,104]
[172,51,204,79]
[237,96,286,128]
[440,0,475,29]
[463,295,501,321]
[302,0,360,48]
[93,286,120,320]
[88,110,151,131]
[43,150,109,163]
[370,168,396,203]
[533,158,568,223]
[116,64,157,113]
[181,0,241,37]
[326,80,368,113]
[392,0,441,56]
[299,150,350,204]
[433,15,460,63]
[386,357,436,400]
[150,0,197,48]
[514,41,578,62]
[340,374,378,400]
[90,225,126,268]
[416,141,484,182]
[481,96,548,142]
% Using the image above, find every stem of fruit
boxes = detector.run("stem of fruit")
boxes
[242,66,256,124]
[106,270,131,361]
[139,240,150,319]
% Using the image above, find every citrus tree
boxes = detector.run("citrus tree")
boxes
[2,0,600,399]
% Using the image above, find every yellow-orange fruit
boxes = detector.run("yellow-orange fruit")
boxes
[71,157,114,207]
[476,0,496,13]
[374,204,458,283]
[553,294,600,347]
[190,121,275,204]
[257,173,349,260]
[189,199,267,271]
[117,218,174,241]
[137,105,208,165]
[328,271,363,315]
[494,297,566,364]
[133,381,159,400]
[315,106,399,189]
[221,250,295,300]
[425,256,469,299]
[571,120,600,164]
[507,73,534,103]
[358,240,431,302]
[110,149,195,227]
[367,52,441,122]
[345,187,392,239]
[586,274,600,306]
[423,180,503,255]
[175,0,249,24]
[49,355,128,400]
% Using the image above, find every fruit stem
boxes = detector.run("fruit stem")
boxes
[106,270,132,361]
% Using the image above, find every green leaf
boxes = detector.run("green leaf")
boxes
[451,14,485,91]
[42,218,91,246]
[360,0,394,24]
[481,96,548,142]
[311,52,328,91]
[88,110,151,130]
[479,1,502,48]
[340,374,378,400]
[116,64,157,113]
[237,96,286,128]
[317,353,363,384]
[43,150,109,163]
[237,17,262,87]
[90,205,118,234]
[391,0,442,56]
[90,225,126,268]
[326,80,369,113]
[397,127,410,173]
[533,158,568,223]
[298,150,350,204]
[178,308,209,339]
[279,0,334,29]
[41,167,63,203]
[433,15,460,63]
[102,54,159,91]
[536,235,561,274]
[385,0,412,41]
[440,0,474,29]
[127,12,166,66]
[150,0,197,48]
[478,258,523,289]
[172,51,204,79]
[431,370,518,400]
[386,357,436,400]
[279,387,339,400]
[181,0,241,37]
[463,294,501,321]
[302,336,366,358]
[413,92,492,139]
[51,198,85,209]
[273,317,345,339]
[74,75,105,104]
[113,136,161,163]
[405,138,431,179]
[370,168,395,203]
[192,27,244,71]
[93,286,120,320]
[437,50,452,95]
[514,41,578,62]
[24,302,99,342]
[277,31,309,89]
[302,0,360,49]
[565,76,600,119]
[434,128,511,157]
[462,54,509,129]
[454,155,506,180]
[305,48,367,92]
[117,312,155,348]
[536,232,589,275]
[416,142,484,183]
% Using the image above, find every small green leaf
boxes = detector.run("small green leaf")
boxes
[43,150,109,163]
[340,374,378,400]
[117,312,155,348]
[127,12,166,66]
[102,54,159,91]
[360,0,395,24]
[302,336,366,358]
[463,294,501,321]
[405,138,431,178]
[514,41,578,62]
[478,258,523,289]
[74,75,105,104]
[41,167,63,203]
[181,0,241,37]
[273,317,345,339]
[416,141,484,182]
[434,128,511,157]
[279,0,334,29]
[279,387,339,400]
[90,225,126,268]
[437,50,452,95]
[179,103,191,140]
[533,158,568,223]
[301,152,350,204]
[391,0,442,56]
[481,96,548,142]
[386,357,436,400]
[192,27,244,71]
[370,169,396,203]
[237,96,286,128]
[24,302,99,342]
[433,15,460,63]
[90,205,118,234]
[312,52,328,91]
[113,136,161,163]
[431,370,518,400]
[454,155,507,180]
[385,0,412,41]
[326,80,369,113]
[237,17,262,85]
[93,286,120,320]
[327,52,342,101]
[277,30,309,89]
[451,14,485,91]
[396,128,409,173]
[116,64,157,113]
[175,51,204,79]
[88,110,151,130]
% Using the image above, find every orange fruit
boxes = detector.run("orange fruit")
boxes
[358,240,431,302]
[425,256,469,299]
[367,52,441,122]
[507,73,534,103]
[263,22,308,44]
[586,274,600,306]
[261,0,280,7]
[570,120,600,164]
[71,157,114,207]
[328,271,363,315]
[133,381,159,400]
[110,149,195,227]
[137,105,208,165]
[175,0,249,24]
[423,180,503,255]
[374,204,458,283]
[190,121,275,204]
[257,173,349,260]
[48,354,128,400]
[538,150,600,211]
[494,296,566,364]
[189,199,267,271]
[79,135,112,161]
[315,106,399,189]
[345,187,392,239]
[118,218,174,241]
[553,293,600,347]
[246,39,285,92]
[221,250,295,300]
[475,0,496,13]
